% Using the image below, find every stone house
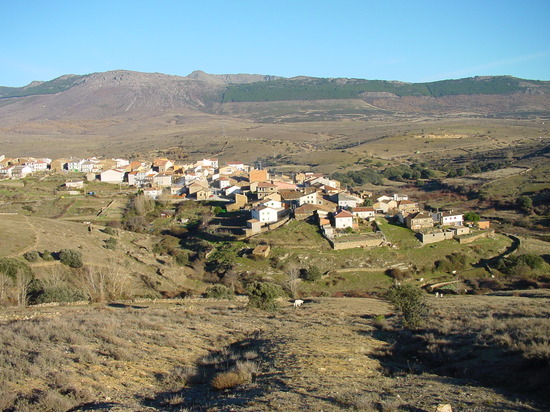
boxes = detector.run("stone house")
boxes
[406,212,434,230]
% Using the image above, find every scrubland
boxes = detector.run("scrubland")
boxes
[0,295,549,411]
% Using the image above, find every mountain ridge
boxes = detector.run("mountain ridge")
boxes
[0,69,549,158]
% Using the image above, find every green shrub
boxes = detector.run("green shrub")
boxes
[103,226,117,236]
[204,284,234,300]
[41,250,54,261]
[23,251,40,262]
[28,280,86,305]
[173,251,189,266]
[104,237,117,250]
[59,249,83,268]
[385,284,428,329]
[303,266,322,282]
[246,281,283,311]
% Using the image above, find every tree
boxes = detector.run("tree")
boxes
[464,212,480,222]
[385,284,428,329]
[246,281,283,311]
[302,265,322,282]
[516,196,533,213]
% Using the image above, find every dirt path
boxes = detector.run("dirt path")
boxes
[254,299,388,410]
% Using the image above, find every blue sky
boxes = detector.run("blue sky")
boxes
[2,0,549,87]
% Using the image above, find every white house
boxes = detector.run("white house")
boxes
[224,185,242,197]
[352,207,375,219]
[114,158,130,169]
[143,187,163,200]
[67,159,85,172]
[28,160,49,172]
[251,206,279,224]
[153,172,172,187]
[217,177,231,189]
[436,212,464,226]
[0,166,14,178]
[334,210,354,229]
[11,165,33,179]
[261,199,283,209]
[305,176,340,189]
[337,193,361,208]
[100,169,126,183]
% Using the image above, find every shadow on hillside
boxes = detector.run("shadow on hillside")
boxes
[140,332,291,411]
[366,325,550,408]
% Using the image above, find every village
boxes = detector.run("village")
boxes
[0,153,493,251]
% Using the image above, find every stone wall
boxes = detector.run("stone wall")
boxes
[456,229,494,244]
[329,234,385,250]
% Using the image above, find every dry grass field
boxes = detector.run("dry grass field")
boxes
[0,295,548,411]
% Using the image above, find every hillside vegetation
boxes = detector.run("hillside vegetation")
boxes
[221,76,549,103]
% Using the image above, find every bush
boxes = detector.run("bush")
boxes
[385,268,410,281]
[23,250,40,262]
[104,237,117,250]
[246,281,283,311]
[211,371,247,390]
[28,281,86,305]
[302,266,322,282]
[41,250,54,261]
[59,249,83,268]
[385,284,428,329]
[204,284,234,300]
[103,226,117,236]
[173,251,189,266]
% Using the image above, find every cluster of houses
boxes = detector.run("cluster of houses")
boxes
[1,153,489,246]
[372,193,490,244]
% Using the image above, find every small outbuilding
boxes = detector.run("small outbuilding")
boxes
[252,245,271,258]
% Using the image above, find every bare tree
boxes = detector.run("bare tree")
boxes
[0,272,11,304]
[81,264,134,302]
[132,194,154,216]
[285,264,301,299]
[15,269,33,307]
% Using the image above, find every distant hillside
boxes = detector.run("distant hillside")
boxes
[221,76,550,103]
[0,74,89,98]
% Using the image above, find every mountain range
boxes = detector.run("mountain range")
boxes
[1,70,549,119]
[1,70,549,158]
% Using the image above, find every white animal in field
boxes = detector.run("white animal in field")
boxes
[293,299,304,308]
[435,292,439,297]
